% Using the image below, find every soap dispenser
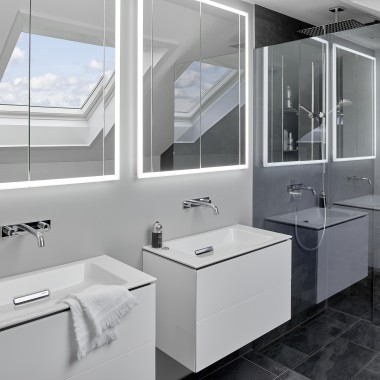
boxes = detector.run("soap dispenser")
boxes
[152,221,163,248]
[319,191,327,208]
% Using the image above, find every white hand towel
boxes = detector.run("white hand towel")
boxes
[61,284,137,359]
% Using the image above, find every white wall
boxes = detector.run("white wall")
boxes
[0,0,253,279]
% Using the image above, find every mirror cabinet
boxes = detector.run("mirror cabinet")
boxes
[333,44,376,161]
[0,0,117,188]
[261,30,377,166]
[139,0,248,177]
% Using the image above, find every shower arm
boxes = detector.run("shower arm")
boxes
[299,99,351,121]
[299,105,325,120]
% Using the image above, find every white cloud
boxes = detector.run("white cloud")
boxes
[176,68,200,89]
[87,59,103,71]
[9,47,26,65]
[30,73,60,90]
[0,67,103,107]
[13,77,27,87]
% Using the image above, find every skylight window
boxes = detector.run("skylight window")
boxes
[0,32,115,109]
[0,32,29,106]
[174,61,235,114]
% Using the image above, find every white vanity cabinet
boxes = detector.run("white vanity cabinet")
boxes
[143,225,291,372]
[0,256,156,380]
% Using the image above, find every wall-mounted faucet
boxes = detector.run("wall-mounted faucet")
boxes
[347,176,372,185]
[288,183,317,198]
[183,197,219,215]
[2,220,51,248]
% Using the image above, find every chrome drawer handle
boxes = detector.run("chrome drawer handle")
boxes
[195,246,214,255]
[14,290,50,306]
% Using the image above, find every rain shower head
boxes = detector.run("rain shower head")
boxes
[298,20,364,37]
[298,6,364,37]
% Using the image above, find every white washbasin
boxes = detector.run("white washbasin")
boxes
[0,255,156,330]
[143,224,290,269]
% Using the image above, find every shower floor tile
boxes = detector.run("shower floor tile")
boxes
[202,358,276,380]
[329,295,373,319]
[275,370,310,379]
[259,342,308,369]
[243,351,288,376]
[355,370,380,379]
[294,338,377,380]
[341,320,380,351]
[366,355,380,374]
[279,314,349,355]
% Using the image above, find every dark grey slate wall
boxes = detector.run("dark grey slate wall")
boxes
[254,5,313,49]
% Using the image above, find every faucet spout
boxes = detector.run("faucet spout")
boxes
[183,197,219,215]
[347,176,372,185]
[17,224,45,248]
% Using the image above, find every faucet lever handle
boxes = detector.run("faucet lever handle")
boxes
[2,226,17,237]
[37,221,50,231]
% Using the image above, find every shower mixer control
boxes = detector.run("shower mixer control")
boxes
[288,184,317,198]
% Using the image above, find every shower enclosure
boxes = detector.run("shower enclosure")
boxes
[253,22,380,342]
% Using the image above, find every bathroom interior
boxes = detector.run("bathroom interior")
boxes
[1,0,380,379]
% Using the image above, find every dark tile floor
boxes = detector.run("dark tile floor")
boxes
[194,308,380,380]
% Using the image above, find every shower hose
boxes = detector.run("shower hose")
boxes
[294,163,327,251]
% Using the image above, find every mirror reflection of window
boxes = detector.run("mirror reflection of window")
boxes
[0,32,29,106]
[0,0,118,187]
[174,61,233,115]
[0,1,30,184]
[174,60,237,144]
[141,0,247,175]
[1,32,115,109]
[29,34,114,109]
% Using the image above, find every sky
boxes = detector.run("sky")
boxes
[0,32,115,108]
[174,61,234,113]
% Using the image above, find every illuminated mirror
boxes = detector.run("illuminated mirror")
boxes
[0,0,119,188]
[261,37,328,166]
[138,0,248,177]
[333,44,376,161]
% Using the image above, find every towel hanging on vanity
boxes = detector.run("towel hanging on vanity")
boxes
[61,284,137,359]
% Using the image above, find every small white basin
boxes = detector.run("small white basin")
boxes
[0,255,156,330]
[143,224,290,269]
[168,226,273,256]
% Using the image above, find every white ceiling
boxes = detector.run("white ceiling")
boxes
[243,0,380,26]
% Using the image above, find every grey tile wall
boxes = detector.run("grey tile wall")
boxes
[252,4,375,351]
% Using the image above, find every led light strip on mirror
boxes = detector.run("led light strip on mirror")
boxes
[137,0,250,178]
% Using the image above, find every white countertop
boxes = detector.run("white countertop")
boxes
[143,224,291,269]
